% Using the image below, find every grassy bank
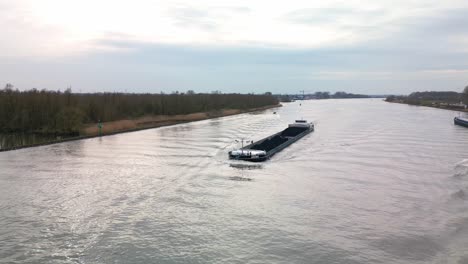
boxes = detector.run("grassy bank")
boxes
[81,105,279,136]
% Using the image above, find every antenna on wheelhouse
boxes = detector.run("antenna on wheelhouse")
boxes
[235,138,248,153]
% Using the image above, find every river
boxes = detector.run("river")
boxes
[1,99,467,263]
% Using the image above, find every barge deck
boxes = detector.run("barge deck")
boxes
[229,120,314,162]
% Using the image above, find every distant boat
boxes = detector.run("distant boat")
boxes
[228,120,314,162]
[454,116,468,128]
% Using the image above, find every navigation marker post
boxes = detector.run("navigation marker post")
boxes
[98,120,103,136]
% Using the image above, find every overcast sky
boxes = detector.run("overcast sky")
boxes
[1,0,468,94]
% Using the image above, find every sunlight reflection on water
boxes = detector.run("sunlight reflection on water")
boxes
[1,99,468,263]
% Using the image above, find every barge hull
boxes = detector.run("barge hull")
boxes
[455,117,468,128]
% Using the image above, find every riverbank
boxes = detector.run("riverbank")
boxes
[385,91,468,113]
[386,100,468,112]
[0,104,280,152]
[81,107,275,136]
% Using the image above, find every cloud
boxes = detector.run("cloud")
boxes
[0,2,65,57]
[1,0,468,94]
[168,5,250,31]
[169,6,218,31]
[308,69,468,81]
[3,35,466,94]
[285,7,386,25]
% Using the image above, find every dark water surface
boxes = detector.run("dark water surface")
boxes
[1,99,468,263]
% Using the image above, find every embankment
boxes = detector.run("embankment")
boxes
[0,105,280,152]
[386,101,468,112]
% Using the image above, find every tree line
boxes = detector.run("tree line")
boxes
[385,87,468,107]
[276,91,370,102]
[316,91,370,99]
[0,85,278,135]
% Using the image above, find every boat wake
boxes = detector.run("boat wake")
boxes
[229,176,253,181]
[451,189,467,200]
[229,163,263,170]
[449,159,468,201]
[453,159,468,179]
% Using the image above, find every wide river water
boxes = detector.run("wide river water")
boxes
[1,99,468,264]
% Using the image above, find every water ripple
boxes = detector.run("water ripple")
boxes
[1,99,468,263]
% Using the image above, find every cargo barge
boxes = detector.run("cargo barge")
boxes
[454,116,468,128]
[229,120,314,162]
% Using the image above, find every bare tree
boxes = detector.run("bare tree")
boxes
[4,83,13,90]
[463,86,468,104]
[0,89,278,135]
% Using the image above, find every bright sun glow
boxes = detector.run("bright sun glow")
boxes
[3,0,467,56]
